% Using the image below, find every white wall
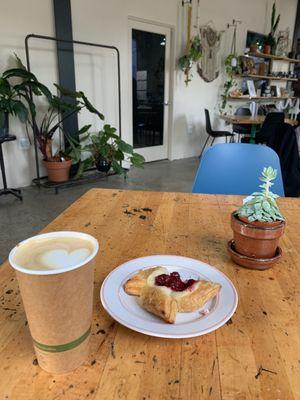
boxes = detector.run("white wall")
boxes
[0,0,297,187]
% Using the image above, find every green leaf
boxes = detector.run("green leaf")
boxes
[80,93,104,120]
[13,101,28,123]
[118,140,133,154]
[14,53,27,70]
[54,84,82,99]
[78,124,92,135]
[131,152,145,165]
[100,146,109,158]
[2,68,38,81]
[34,82,53,102]
[0,78,12,96]
[262,201,271,212]
[111,160,123,175]
[114,149,125,161]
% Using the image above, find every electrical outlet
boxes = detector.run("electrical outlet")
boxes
[187,122,193,135]
[18,138,30,150]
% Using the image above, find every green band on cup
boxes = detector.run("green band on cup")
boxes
[33,326,91,353]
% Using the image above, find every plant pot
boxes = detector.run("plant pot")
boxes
[250,44,258,53]
[43,159,72,183]
[263,45,271,55]
[231,212,285,259]
[0,112,9,139]
[95,156,111,173]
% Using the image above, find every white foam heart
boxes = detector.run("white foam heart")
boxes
[40,248,90,269]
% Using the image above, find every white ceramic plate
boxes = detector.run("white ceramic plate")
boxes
[100,255,238,339]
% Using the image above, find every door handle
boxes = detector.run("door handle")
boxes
[164,101,169,106]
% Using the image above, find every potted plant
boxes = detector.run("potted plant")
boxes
[249,41,258,53]
[84,124,145,175]
[2,55,104,182]
[178,35,202,86]
[61,127,94,179]
[219,54,241,113]
[264,2,280,55]
[229,167,285,269]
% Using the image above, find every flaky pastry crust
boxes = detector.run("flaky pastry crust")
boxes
[124,267,221,324]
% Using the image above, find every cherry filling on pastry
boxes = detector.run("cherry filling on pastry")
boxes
[155,271,196,292]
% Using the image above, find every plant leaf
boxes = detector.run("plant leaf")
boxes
[81,93,104,120]
[13,101,28,123]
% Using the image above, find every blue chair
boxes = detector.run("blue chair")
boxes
[192,143,285,196]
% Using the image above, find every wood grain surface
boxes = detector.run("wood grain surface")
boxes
[220,114,298,126]
[0,189,299,400]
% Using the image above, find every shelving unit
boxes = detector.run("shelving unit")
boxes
[228,52,299,104]
[229,96,296,101]
[247,52,300,63]
[234,74,298,82]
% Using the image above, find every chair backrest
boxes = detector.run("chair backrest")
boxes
[258,112,285,142]
[234,107,251,116]
[232,107,252,133]
[192,143,285,196]
[204,109,213,135]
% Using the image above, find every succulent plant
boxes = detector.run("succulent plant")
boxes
[236,167,284,223]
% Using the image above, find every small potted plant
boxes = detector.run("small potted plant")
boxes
[250,41,258,53]
[264,2,280,55]
[228,167,285,269]
[85,124,145,175]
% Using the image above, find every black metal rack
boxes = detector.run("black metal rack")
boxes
[24,33,122,190]
[32,169,118,195]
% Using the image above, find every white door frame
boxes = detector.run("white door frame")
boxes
[128,17,174,162]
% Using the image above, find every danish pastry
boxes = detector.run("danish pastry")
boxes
[124,267,221,323]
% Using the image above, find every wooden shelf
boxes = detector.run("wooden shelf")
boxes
[234,74,298,82]
[247,52,300,63]
[228,96,297,101]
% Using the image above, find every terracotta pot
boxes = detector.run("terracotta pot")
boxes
[231,212,285,259]
[263,45,271,55]
[43,159,72,183]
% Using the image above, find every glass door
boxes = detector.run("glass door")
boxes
[130,21,171,161]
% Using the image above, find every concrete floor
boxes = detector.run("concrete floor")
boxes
[0,157,199,264]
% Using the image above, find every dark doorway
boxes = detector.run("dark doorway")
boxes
[132,29,166,149]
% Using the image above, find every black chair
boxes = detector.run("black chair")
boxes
[232,107,251,143]
[200,109,234,158]
[0,135,22,200]
[255,112,285,144]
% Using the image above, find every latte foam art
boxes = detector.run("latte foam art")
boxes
[13,236,94,271]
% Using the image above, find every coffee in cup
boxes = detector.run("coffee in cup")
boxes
[9,231,99,374]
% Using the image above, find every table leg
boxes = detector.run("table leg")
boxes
[250,124,257,144]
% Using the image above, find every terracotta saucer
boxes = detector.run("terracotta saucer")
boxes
[227,239,282,270]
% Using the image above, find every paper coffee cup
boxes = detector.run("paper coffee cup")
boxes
[9,231,99,374]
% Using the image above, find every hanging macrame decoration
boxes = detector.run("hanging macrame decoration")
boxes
[197,25,223,82]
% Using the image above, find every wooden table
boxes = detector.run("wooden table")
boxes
[0,189,299,400]
[220,114,299,126]
[220,114,298,144]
